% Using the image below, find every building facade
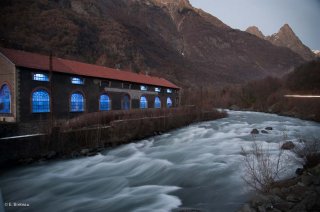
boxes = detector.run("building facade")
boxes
[0,48,180,123]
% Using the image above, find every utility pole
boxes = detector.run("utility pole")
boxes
[49,51,54,131]
[200,85,203,110]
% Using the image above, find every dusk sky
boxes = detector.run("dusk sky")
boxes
[189,0,320,50]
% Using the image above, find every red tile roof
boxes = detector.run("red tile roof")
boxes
[0,48,179,89]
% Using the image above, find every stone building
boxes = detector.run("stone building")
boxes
[0,48,180,123]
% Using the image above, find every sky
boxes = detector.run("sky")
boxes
[189,0,320,50]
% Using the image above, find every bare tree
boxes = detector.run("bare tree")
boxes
[241,141,286,193]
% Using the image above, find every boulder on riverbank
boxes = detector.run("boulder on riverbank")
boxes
[238,164,320,212]
[281,141,295,150]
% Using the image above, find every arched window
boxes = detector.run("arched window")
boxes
[32,89,50,113]
[0,84,11,114]
[122,94,130,110]
[140,96,148,109]
[154,97,161,109]
[100,94,111,111]
[70,92,85,112]
[167,97,173,108]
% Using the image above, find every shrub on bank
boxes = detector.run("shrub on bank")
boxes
[60,106,227,131]
[241,137,320,193]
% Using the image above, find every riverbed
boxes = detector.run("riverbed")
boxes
[1,111,320,212]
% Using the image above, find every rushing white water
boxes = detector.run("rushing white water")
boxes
[1,111,320,212]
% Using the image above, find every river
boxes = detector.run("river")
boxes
[1,111,320,212]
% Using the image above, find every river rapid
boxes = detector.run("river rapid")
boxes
[1,111,320,212]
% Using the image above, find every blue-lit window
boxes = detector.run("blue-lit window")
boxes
[140,85,148,91]
[167,97,173,108]
[32,89,50,113]
[154,97,161,109]
[33,73,49,82]
[166,89,172,94]
[122,94,130,110]
[140,96,148,109]
[100,94,111,111]
[71,77,84,85]
[155,87,161,92]
[70,92,85,112]
[0,84,11,114]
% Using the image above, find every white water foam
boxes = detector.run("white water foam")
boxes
[1,111,320,212]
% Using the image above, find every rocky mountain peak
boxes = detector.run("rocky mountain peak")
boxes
[152,0,191,7]
[150,0,192,11]
[266,23,315,61]
[246,26,265,39]
[246,23,315,61]
[277,23,296,38]
[280,23,293,31]
[313,50,320,57]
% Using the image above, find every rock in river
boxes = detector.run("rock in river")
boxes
[251,129,259,134]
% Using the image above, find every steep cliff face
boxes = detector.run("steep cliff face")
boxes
[0,0,305,87]
[246,24,315,61]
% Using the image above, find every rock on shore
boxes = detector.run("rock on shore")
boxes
[238,164,320,212]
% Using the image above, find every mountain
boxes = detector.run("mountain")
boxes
[0,0,305,88]
[246,26,265,39]
[266,24,315,61]
[313,50,320,57]
[285,60,320,92]
[213,60,320,121]
[247,24,315,61]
